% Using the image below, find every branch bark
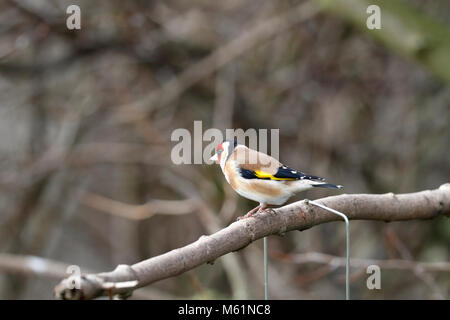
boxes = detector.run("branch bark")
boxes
[54,184,450,299]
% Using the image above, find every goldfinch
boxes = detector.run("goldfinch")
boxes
[210,140,343,218]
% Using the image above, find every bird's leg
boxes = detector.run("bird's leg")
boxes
[257,203,267,214]
[237,204,261,220]
[258,203,277,215]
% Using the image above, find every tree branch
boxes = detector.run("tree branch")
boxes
[54,184,450,299]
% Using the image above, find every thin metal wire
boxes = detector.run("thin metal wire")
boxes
[263,236,268,300]
[307,200,350,300]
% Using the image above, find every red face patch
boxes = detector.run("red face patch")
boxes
[216,143,224,162]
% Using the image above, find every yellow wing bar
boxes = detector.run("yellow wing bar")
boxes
[254,170,296,181]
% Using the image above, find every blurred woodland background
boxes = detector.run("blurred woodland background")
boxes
[0,0,449,299]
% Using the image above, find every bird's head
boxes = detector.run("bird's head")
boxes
[209,139,238,168]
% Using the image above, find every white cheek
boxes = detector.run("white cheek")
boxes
[219,154,226,169]
[219,151,230,170]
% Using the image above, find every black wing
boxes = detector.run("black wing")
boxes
[239,168,267,179]
[273,166,325,181]
[239,166,325,181]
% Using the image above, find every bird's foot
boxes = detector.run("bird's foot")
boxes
[256,205,277,216]
[237,205,260,220]
[257,204,267,214]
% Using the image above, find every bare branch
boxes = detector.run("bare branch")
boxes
[82,193,198,220]
[54,184,450,300]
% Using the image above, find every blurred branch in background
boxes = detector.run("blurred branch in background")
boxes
[111,1,320,124]
[82,192,198,220]
[54,184,450,300]
[275,251,450,272]
[274,250,450,299]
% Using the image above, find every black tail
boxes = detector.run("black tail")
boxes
[312,183,343,189]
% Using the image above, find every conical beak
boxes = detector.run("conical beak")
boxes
[209,153,218,162]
